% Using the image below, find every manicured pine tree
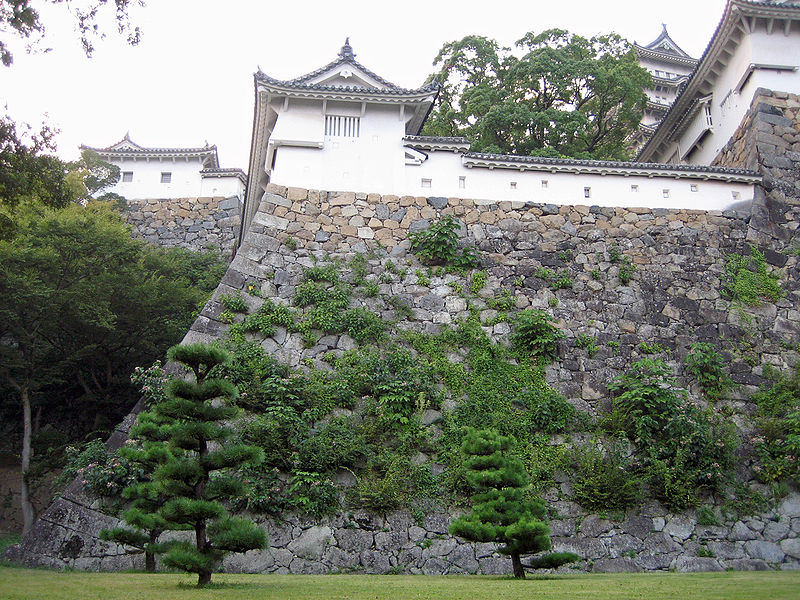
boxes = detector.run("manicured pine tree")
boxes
[152,343,266,586]
[449,428,578,578]
[99,411,178,572]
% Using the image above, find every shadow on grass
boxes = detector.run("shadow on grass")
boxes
[177,581,263,590]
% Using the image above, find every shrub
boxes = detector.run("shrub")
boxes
[575,333,598,357]
[219,293,248,314]
[511,310,564,364]
[570,441,642,513]
[343,307,386,345]
[297,417,368,473]
[684,342,734,401]
[607,359,737,510]
[408,215,480,268]
[750,364,800,485]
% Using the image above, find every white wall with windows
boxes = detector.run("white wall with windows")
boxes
[104,157,208,199]
[269,102,407,193]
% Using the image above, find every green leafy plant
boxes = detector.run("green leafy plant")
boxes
[408,215,480,268]
[415,269,431,287]
[511,310,564,365]
[343,307,386,345]
[606,359,737,510]
[618,260,635,285]
[362,281,379,297]
[284,236,298,250]
[750,363,800,486]
[570,441,642,512]
[684,342,734,401]
[638,341,664,355]
[219,293,248,314]
[575,334,598,358]
[722,245,783,305]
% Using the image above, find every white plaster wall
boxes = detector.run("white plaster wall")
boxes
[105,157,205,199]
[200,176,245,198]
[270,99,324,147]
[270,103,407,193]
[405,151,753,210]
[678,27,800,165]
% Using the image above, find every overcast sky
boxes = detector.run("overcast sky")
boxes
[0,0,728,169]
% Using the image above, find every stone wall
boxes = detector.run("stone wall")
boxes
[5,90,800,575]
[124,195,241,255]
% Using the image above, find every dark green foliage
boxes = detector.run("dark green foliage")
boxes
[570,441,642,512]
[684,342,734,401]
[511,310,564,364]
[516,386,588,435]
[449,429,578,578]
[722,245,783,305]
[219,293,248,314]
[408,215,480,268]
[526,552,581,570]
[537,267,573,290]
[151,343,266,586]
[606,359,737,510]
[422,30,650,160]
[750,364,800,485]
[297,417,368,474]
[342,307,386,345]
[608,243,635,284]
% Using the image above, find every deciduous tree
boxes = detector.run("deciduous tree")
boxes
[423,30,651,160]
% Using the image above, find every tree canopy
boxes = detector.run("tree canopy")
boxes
[422,30,652,160]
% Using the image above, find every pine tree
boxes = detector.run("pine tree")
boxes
[449,428,578,578]
[151,343,266,586]
[99,411,177,572]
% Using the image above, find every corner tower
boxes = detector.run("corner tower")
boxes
[243,39,439,231]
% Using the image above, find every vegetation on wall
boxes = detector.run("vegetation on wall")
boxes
[722,245,783,306]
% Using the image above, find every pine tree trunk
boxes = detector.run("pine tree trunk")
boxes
[145,530,158,573]
[511,552,525,579]
[198,569,212,586]
[20,383,35,536]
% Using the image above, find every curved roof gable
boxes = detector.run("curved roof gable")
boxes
[81,133,220,168]
[641,24,695,58]
[255,39,439,98]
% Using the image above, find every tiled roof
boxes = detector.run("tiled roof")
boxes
[640,24,696,59]
[255,39,439,96]
[463,152,761,180]
[403,135,470,144]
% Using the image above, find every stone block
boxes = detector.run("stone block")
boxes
[592,558,642,573]
[744,540,785,562]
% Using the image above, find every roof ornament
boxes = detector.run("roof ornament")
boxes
[338,37,355,60]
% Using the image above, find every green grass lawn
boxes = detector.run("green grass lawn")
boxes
[0,568,798,600]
